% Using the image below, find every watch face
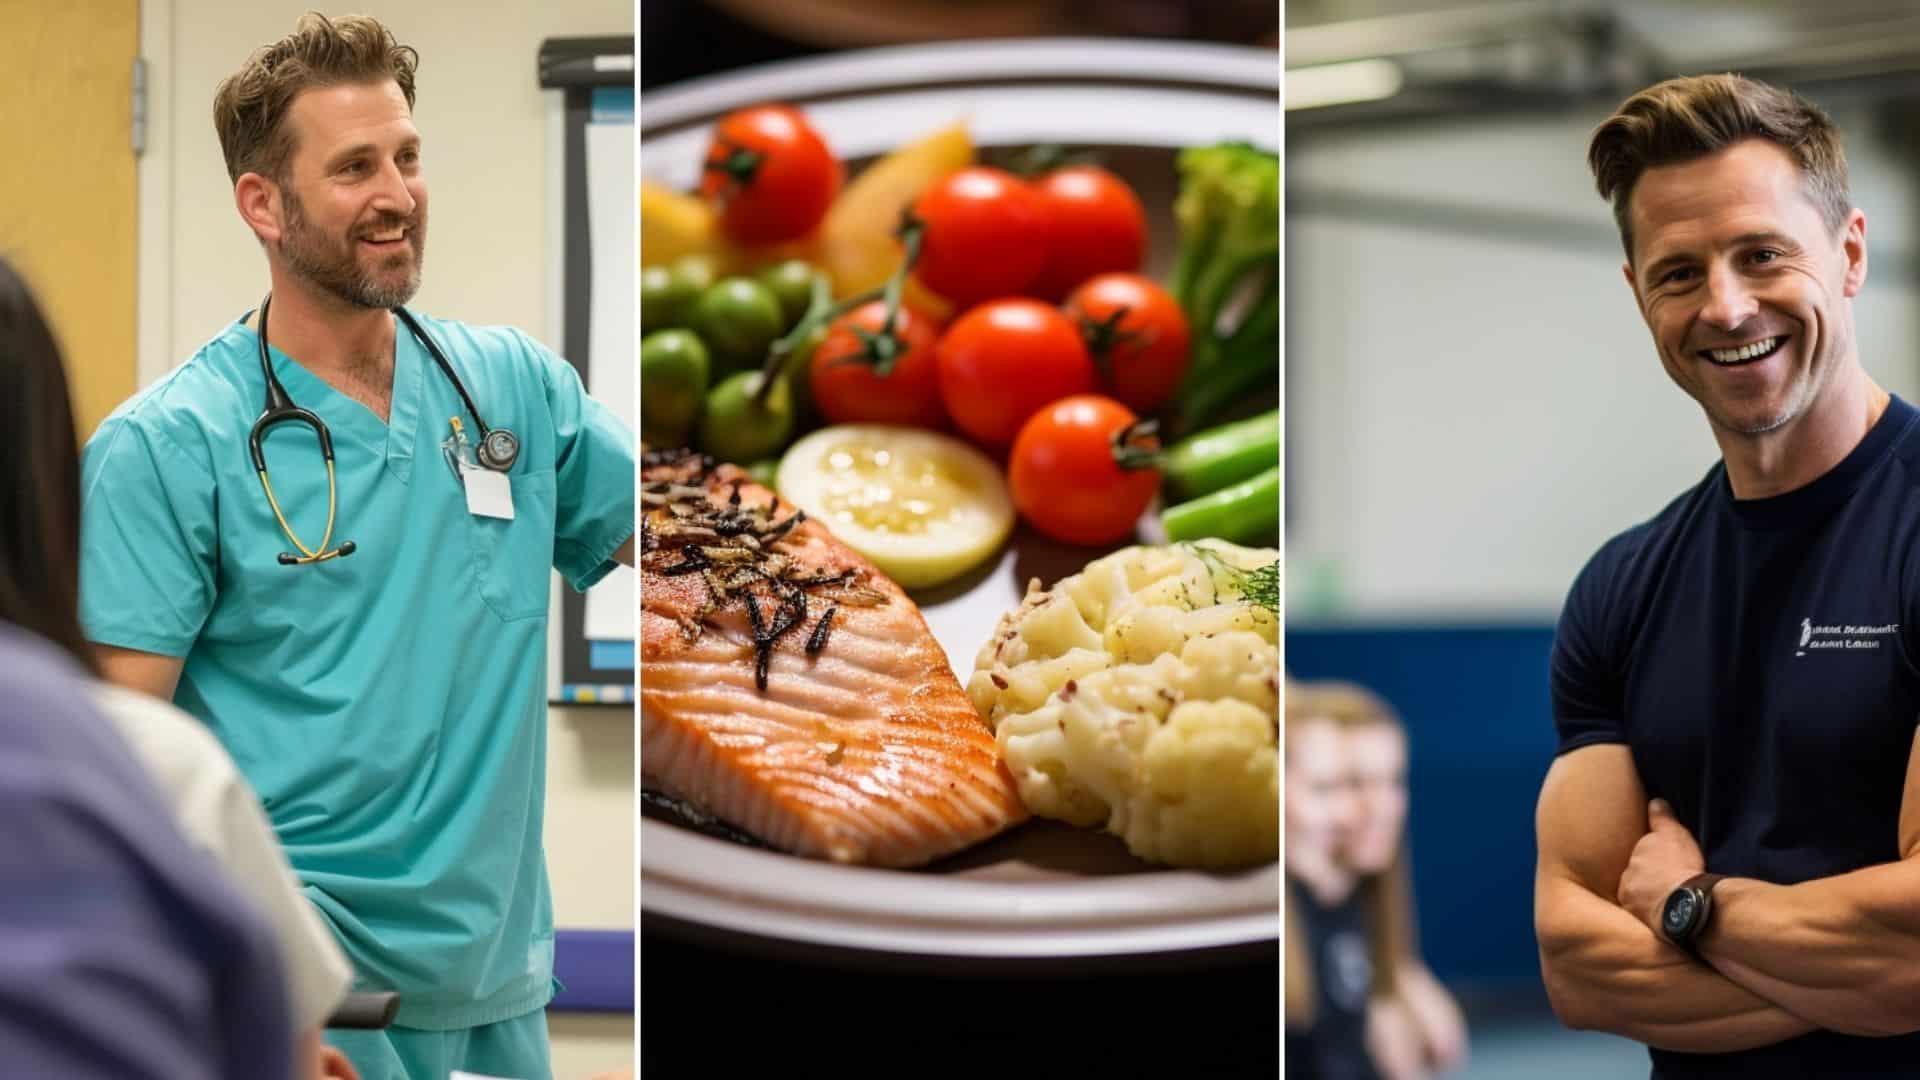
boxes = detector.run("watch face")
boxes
[1665,891,1697,934]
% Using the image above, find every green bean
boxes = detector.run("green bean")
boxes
[1161,465,1279,546]
[1161,410,1279,502]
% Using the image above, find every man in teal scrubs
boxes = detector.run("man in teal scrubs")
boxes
[77,15,634,1080]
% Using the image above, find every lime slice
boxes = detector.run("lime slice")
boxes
[776,425,1013,590]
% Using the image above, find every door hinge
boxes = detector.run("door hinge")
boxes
[131,56,148,156]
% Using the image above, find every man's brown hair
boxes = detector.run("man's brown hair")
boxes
[1588,73,1849,261]
[212,12,419,185]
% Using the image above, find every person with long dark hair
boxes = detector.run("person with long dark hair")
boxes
[1,259,359,1079]
[0,259,94,668]
[0,258,299,1077]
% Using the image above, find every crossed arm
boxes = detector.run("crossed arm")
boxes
[1535,734,1920,1049]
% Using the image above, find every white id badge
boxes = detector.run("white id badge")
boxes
[461,462,515,519]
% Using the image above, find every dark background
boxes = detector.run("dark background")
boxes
[640,0,1278,90]
[640,921,1281,1074]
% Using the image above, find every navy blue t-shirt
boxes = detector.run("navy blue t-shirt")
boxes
[1552,395,1920,1077]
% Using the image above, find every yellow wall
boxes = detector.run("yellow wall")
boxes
[137,2,635,1075]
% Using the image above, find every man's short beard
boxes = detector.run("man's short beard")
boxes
[1707,339,1832,437]
[278,185,425,310]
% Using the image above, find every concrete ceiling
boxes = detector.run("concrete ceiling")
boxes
[1290,1,1920,74]
[1286,0,1920,122]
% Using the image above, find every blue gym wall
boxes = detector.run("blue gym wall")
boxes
[1288,624,1558,986]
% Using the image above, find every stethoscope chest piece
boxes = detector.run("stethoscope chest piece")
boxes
[478,427,520,471]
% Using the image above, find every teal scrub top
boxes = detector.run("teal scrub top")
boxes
[78,312,635,1030]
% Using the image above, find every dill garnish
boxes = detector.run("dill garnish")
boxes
[1185,542,1281,615]
[1241,560,1279,615]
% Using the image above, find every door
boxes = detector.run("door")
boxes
[0,0,140,439]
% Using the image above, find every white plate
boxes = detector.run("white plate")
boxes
[640,38,1280,962]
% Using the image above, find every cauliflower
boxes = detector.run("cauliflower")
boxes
[968,542,1279,867]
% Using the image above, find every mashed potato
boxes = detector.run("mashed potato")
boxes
[967,542,1279,867]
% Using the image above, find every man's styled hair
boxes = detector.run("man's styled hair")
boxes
[1588,73,1850,261]
[212,12,419,185]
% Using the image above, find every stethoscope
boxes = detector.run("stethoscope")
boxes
[251,293,520,565]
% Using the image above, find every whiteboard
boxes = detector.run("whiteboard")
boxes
[540,36,635,704]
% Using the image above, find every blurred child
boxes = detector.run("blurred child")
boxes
[1333,684,1468,1079]
[1285,681,1469,1079]
[1285,682,1374,1078]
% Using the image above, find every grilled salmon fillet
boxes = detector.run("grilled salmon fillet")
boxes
[640,449,1028,867]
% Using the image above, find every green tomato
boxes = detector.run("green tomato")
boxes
[756,259,822,331]
[641,263,702,330]
[698,370,794,465]
[689,277,785,378]
[641,264,700,332]
[640,330,710,449]
[670,254,717,294]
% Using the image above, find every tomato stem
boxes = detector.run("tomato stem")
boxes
[1109,417,1163,472]
[703,138,764,190]
[1004,143,1099,179]
[811,212,928,381]
[1075,304,1155,385]
[752,275,885,407]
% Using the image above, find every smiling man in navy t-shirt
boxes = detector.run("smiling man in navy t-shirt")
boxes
[1534,73,1920,1077]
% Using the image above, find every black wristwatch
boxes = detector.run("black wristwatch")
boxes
[1660,872,1726,952]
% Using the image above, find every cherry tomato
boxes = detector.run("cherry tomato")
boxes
[909,167,1047,310]
[1028,166,1148,301]
[809,302,947,428]
[1009,395,1161,546]
[1065,273,1192,414]
[701,105,842,246]
[936,299,1097,448]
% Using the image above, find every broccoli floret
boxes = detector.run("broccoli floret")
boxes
[1169,142,1279,336]
[1166,142,1280,433]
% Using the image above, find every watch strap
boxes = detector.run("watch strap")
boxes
[1679,872,1726,897]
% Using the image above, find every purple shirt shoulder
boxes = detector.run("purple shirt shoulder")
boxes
[0,623,292,1079]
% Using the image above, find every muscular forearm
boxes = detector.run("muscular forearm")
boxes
[1539,874,1816,1051]
[1700,865,1920,1037]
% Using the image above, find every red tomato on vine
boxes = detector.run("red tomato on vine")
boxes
[809,302,947,428]
[1065,273,1192,414]
[1009,395,1161,546]
[701,105,842,246]
[1028,165,1147,300]
[908,167,1047,310]
[936,299,1097,449]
